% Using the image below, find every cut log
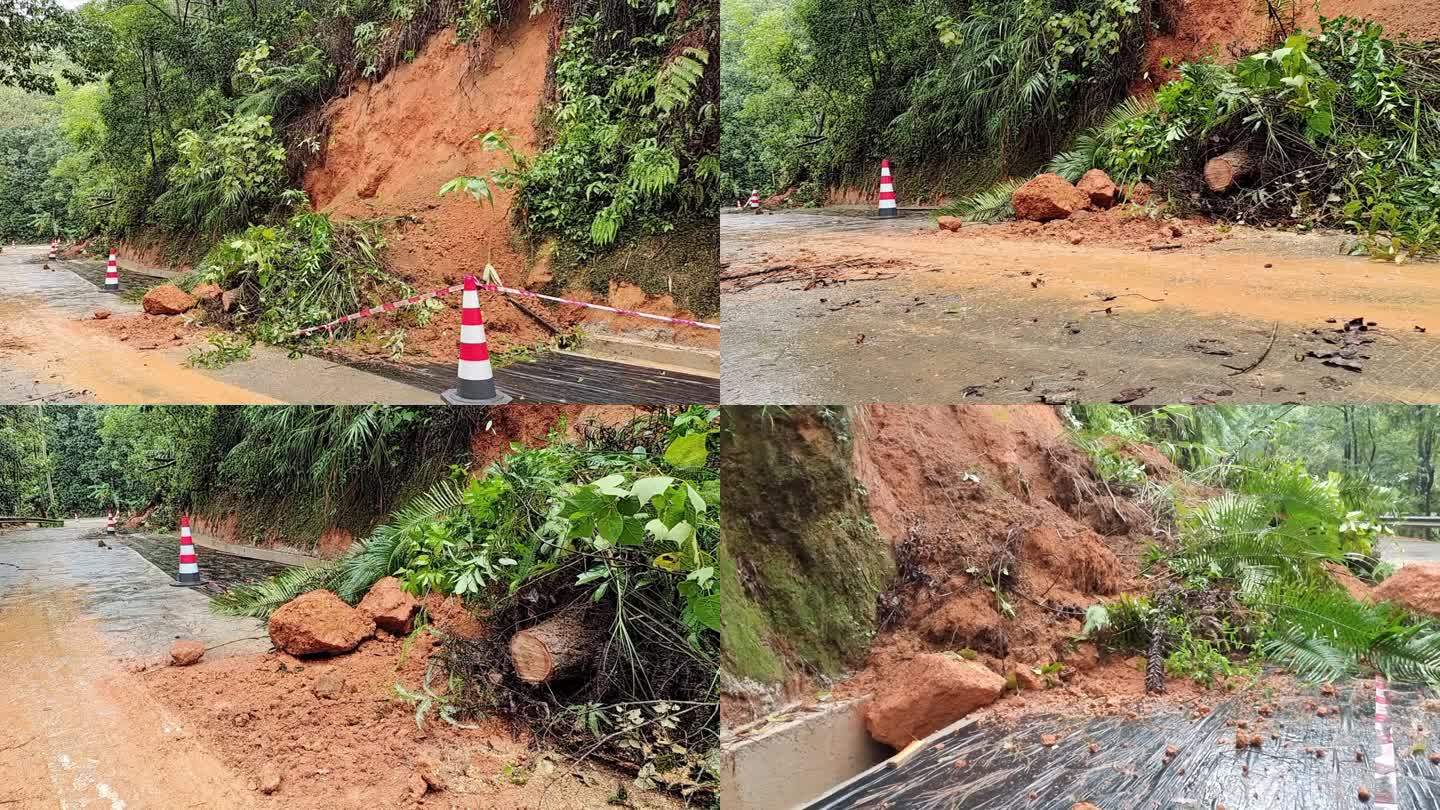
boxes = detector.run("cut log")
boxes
[509,611,604,683]
[1203,145,1259,192]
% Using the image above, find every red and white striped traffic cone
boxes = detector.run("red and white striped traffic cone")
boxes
[104,249,121,293]
[106,511,115,535]
[747,190,761,210]
[441,275,512,405]
[170,515,204,587]
[877,160,897,218]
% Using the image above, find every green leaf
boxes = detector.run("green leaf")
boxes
[597,508,624,543]
[685,483,706,514]
[663,432,708,469]
[630,476,674,506]
[593,473,630,497]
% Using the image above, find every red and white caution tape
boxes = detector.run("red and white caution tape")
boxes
[290,271,719,337]
[1373,675,1399,809]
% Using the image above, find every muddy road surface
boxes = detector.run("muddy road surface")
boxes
[0,519,271,807]
[721,212,1440,404]
[1,245,716,404]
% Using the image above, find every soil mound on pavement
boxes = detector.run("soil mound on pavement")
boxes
[143,631,679,808]
[1373,563,1440,618]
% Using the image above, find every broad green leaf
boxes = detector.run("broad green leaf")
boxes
[593,473,629,497]
[663,432,708,469]
[631,476,674,506]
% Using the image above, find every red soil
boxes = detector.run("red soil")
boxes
[143,632,681,808]
[941,207,1228,252]
[304,16,558,361]
[838,405,1165,715]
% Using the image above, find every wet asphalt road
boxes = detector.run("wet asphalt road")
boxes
[0,519,269,661]
[1380,536,1440,565]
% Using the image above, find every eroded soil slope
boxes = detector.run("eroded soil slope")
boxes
[305,16,555,359]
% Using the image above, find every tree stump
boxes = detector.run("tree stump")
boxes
[1203,145,1259,192]
[509,611,603,683]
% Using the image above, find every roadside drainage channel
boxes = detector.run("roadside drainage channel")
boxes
[117,532,293,595]
[722,698,890,810]
[806,681,1440,809]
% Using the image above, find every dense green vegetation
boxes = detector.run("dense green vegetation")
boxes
[0,0,719,337]
[719,0,1150,202]
[212,406,721,797]
[1073,404,1440,688]
[0,405,481,543]
[1044,18,1440,260]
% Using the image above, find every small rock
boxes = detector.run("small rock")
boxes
[258,765,281,795]
[406,772,428,801]
[311,671,345,699]
[1359,787,1372,802]
[1428,752,1440,764]
[191,282,223,302]
[1069,233,1084,245]
[169,640,205,667]
[937,216,964,233]
[1041,734,1059,747]
[92,309,111,320]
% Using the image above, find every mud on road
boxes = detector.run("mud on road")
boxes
[721,212,1440,404]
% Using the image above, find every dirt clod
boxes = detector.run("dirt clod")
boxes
[937,216,964,233]
[92,309,111,320]
[310,671,345,699]
[258,765,282,794]
[169,639,205,667]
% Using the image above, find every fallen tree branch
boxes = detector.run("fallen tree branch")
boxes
[1224,321,1279,376]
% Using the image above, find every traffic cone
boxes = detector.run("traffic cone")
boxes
[47,239,57,261]
[104,250,121,293]
[441,275,512,405]
[170,515,204,587]
[106,511,115,535]
[877,160,897,218]
[747,190,761,210]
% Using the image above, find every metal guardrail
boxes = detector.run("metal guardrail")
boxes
[1380,515,1440,530]
[0,516,64,527]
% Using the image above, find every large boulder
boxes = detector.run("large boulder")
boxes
[1012,173,1091,222]
[1076,169,1118,209]
[141,284,197,316]
[865,653,1006,748]
[358,576,420,634]
[267,590,374,656]
[1374,564,1440,618]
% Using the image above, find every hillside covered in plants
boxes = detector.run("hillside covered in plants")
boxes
[0,0,718,354]
[722,0,1440,259]
[722,404,1440,739]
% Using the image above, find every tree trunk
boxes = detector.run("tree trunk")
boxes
[509,611,604,683]
[1204,145,1259,192]
[1145,620,1167,694]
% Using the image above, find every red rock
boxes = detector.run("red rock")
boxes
[141,284,197,316]
[92,309,111,320]
[1076,169,1118,209]
[1126,182,1153,205]
[865,653,1006,748]
[358,576,420,634]
[1012,173,1090,222]
[937,216,964,233]
[191,282,223,302]
[169,639,205,666]
[267,590,374,656]
[310,671,345,699]
[1065,643,1101,671]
